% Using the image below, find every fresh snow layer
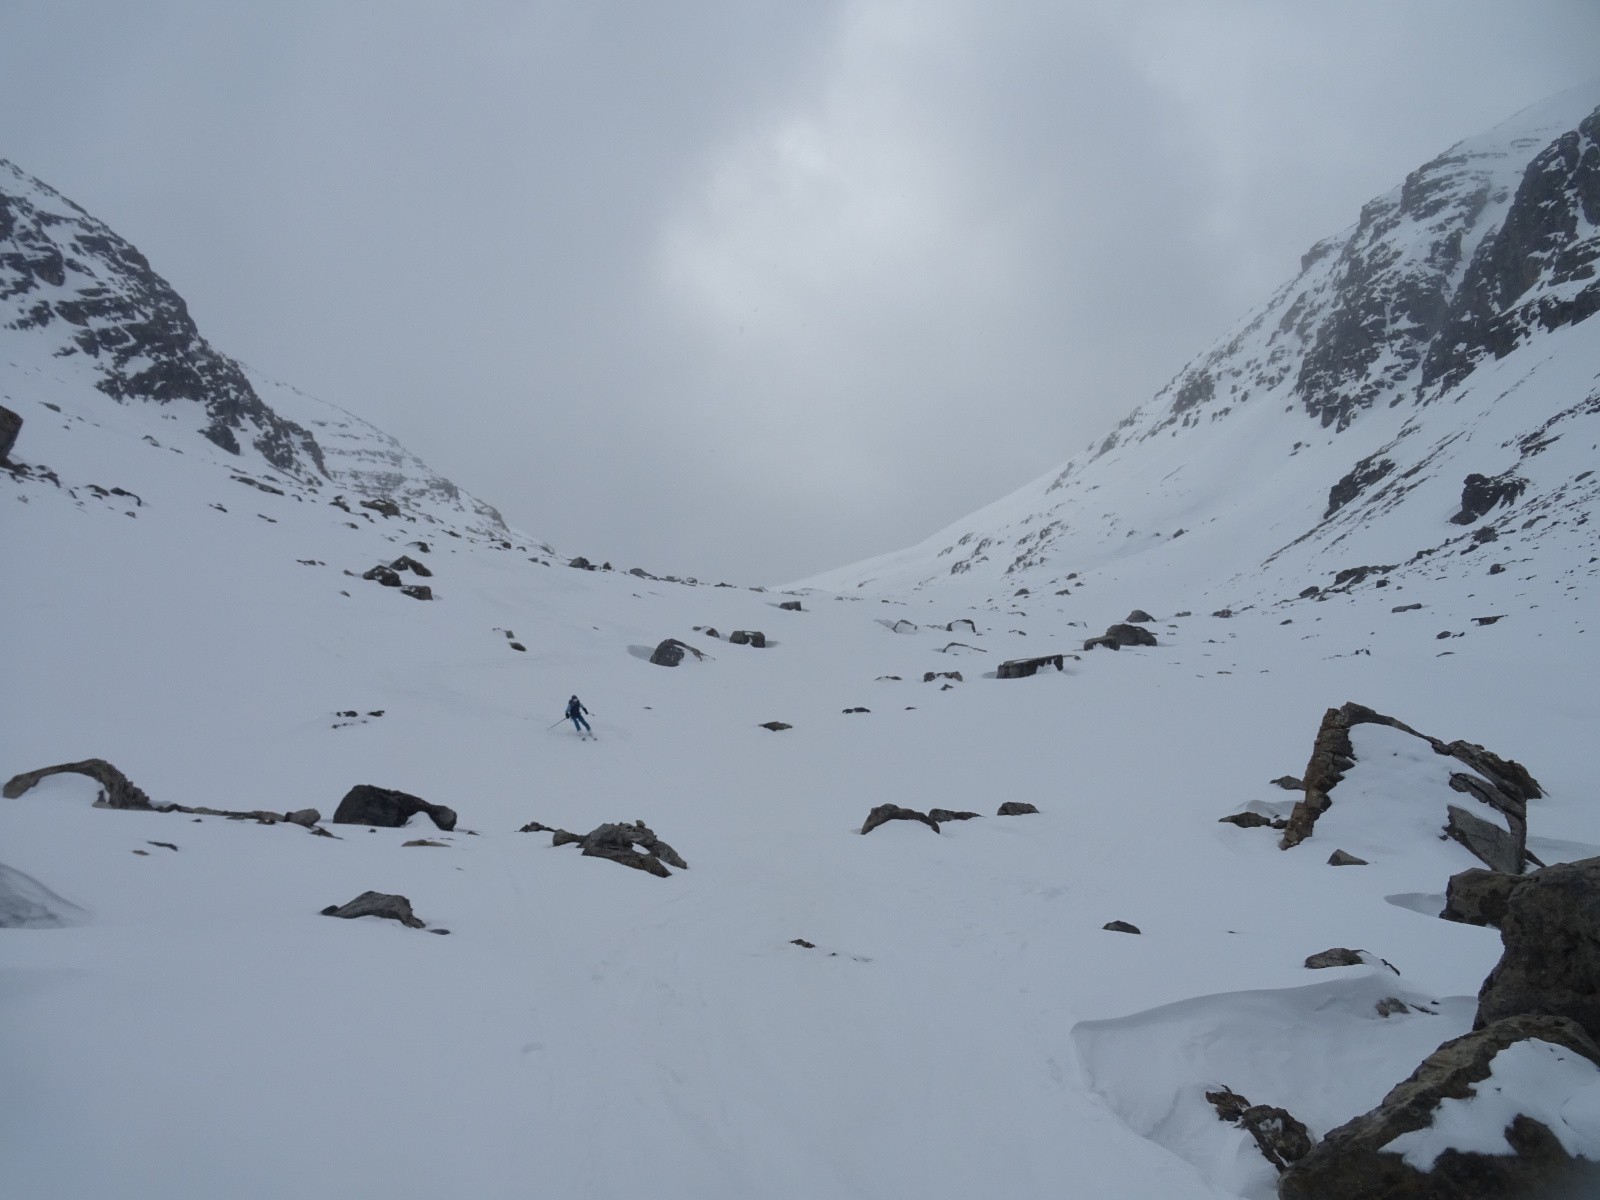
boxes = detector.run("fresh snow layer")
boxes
[5,328,1600,1200]
[1386,1039,1600,1169]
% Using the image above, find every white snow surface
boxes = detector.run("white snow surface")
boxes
[6,88,1600,1199]
[4,319,1600,1199]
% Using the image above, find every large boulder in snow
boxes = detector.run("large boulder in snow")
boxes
[320,890,427,929]
[1083,623,1157,651]
[1477,857,1600,1043]
[332,784,457,831]
[1278,1014,1600,1200]
[649,638,705,667]
[4,758,154,809]
[0,404,20,463]
[1441,867,1522,928]
[997,654,1065,678]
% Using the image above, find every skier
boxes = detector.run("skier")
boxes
[565,694,592,737]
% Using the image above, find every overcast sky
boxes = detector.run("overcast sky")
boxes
[3,2,1598,583]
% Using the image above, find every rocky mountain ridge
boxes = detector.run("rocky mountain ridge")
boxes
[801,85,1600,618]
[0,158,514,542]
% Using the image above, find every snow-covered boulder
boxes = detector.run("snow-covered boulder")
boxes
[1279,1014,1600,1199]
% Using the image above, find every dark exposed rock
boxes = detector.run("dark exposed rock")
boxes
[1270,775,1305,790]
[1212,608,1233,618]
[0,404,20,463]
[759,721,792,731]
[1305,947,1367,969]
[1392,602,1424,612]
[945,618,977,633]
[362,564,402,587]
[842,707,870,714]
[1446,473,1529,524]
[927,808,980,823]
[1477,856,1600,1041]
[997,654,1065,677]
[1325,454,1396,518]
[1329,849,1370,866]
[402,839,448,848]
[1376,997,1413,1018]
[1279,1015,1600,1200]
[1084,623,1157,652]
[552,821,686,876]
[779,600,803,611]
[728,630,766,647]
[649,638,706,667]
[997,801,1039,816]
[4,758,153,809]
[284,808,321,828]
[320,890,426,929]
[389,554,432,577]
[399,584,433,601]
[332,784,457,831]
[1219,811,1275,829]
[923,670,963,683]
[359,497,401,518]
[1124,609,1155,623]
[569,556,595,570]
[1441,867,1522,928]
[1445,804,1523,874]
[860,804,940,835]
[1103,920,1141,935]
[1204,1086,1311,1172]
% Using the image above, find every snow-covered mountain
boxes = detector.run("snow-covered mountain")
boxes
[4,91,1600,1200]
[801,85,1600,624]
[0,158,516,541]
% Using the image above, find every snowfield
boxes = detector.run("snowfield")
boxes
[4,324,1599,1200]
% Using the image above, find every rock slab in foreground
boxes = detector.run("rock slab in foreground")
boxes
[332,784,457,831]
[558,820,688,877]
[1278,1015,1600,1200]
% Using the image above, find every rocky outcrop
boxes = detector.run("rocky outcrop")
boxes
[4,758,154,809]
[1278,1015,1600,1200]
[1477,857,1600,1042]
[1424,106,1600,397]
[0,403,20,463]
[728,630,766,647]
[320,891,427,929]
[1279,702,1540,869]
[1204,1086,1311,1173]
[332,785,457,832]
[1441,867,1521,928]
[1083,624,1158,651]
[1449,471,1529,524]
[997,654,1065,678]
[649,638,706,667]
[1304,947,1367,969]
[547,821,687,877]
[0,160,327,479]
[997,801,1040,816]
[1103,921,1141,935]
[860,805,940,835]
[927,808,980,823]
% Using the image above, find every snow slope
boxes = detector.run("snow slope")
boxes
[4,92,1600,1200]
